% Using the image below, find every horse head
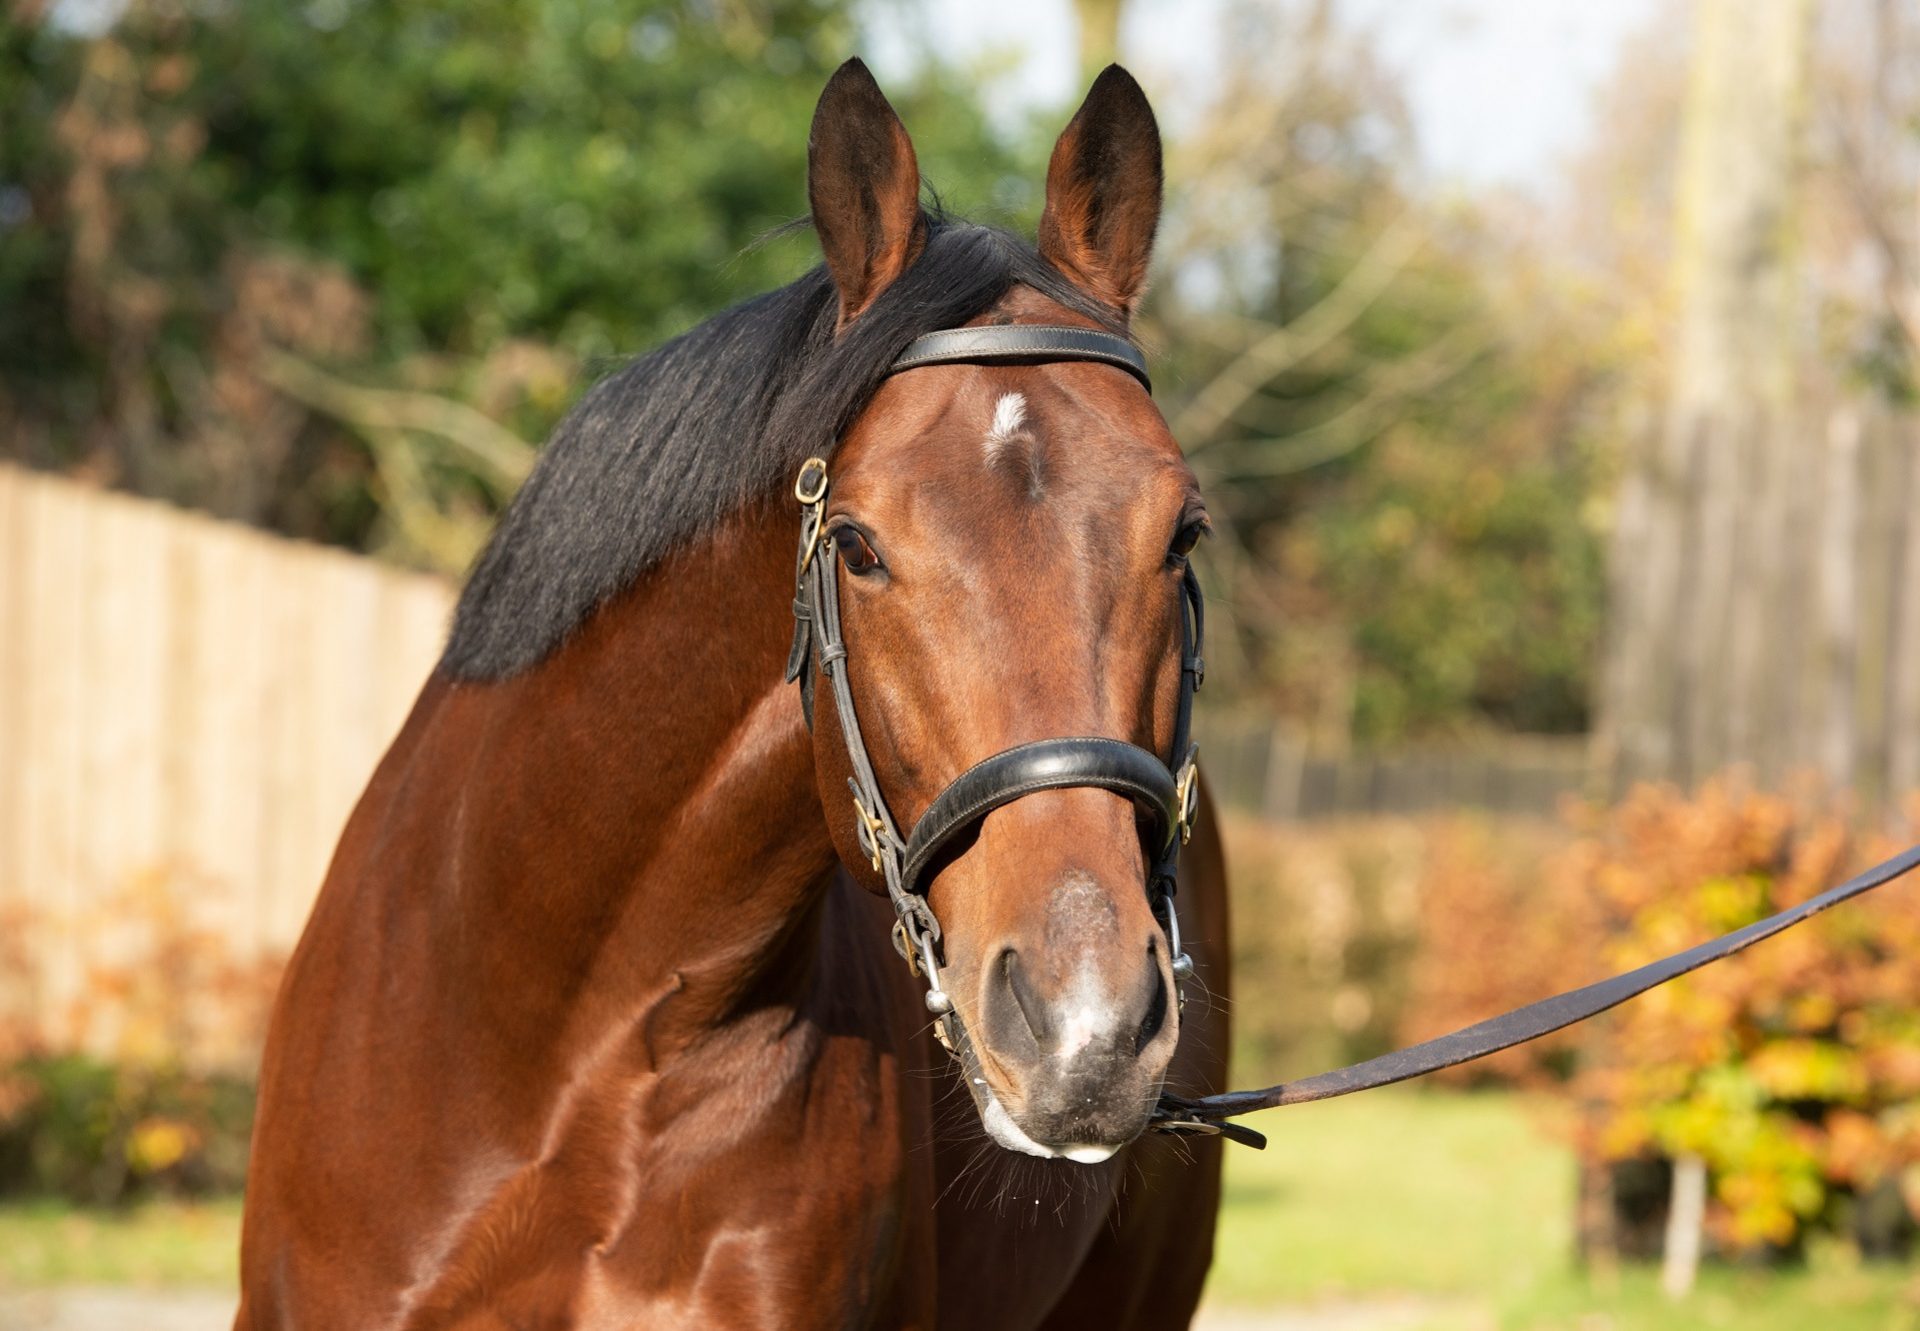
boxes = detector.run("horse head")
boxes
[800,60,1205,1162]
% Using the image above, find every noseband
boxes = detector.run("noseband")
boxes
[784,324,1203,1048]
[781,322,1920,1156]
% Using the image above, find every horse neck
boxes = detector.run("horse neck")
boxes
[409,499,839,1054]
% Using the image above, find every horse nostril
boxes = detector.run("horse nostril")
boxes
[1003,949,1053,1049]
[1134,947,1169,1056]
[982,942,1172,1067]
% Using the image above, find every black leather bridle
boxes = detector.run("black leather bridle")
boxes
[785,325,1203,1055]
[784,321,1920,1154]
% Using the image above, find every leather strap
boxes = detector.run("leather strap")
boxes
[784,595,817,726]
[1151,836,1920,1148]
[891,326,1151,392]
[900,738,1179,896]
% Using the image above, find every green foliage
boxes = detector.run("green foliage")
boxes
[1274,366,1606,740]
[0,1056,254,1205]
[193,1,841,358]
[177,0,1025,361]
[1136,8,1611,742]
[0,23,82,389]
[0,1,1025,545]
[0,1,1609,741]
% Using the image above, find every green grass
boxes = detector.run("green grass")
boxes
[0,1197,240,1288]
[1207,1087,1920,1330]
[1209,1087,1575,1306]
[1503,1257,1920,1331]
[4,1093,1920,1331]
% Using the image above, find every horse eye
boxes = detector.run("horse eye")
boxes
[1169,518,1209,563]
[832,525,882,574]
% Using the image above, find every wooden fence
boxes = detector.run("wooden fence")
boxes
[1194,716,1593,821]
[0,464,454,974]
[1602,343,1920,806]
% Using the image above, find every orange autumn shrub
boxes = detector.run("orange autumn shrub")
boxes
[1567,781,1920,1254]
[1397,813,1601,1085]
[1248,780,1920,1259]
[1224,812,1425,1080]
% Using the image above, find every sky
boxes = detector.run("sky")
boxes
[865,0,1666,195]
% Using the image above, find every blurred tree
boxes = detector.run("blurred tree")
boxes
[0,0,1615,744]
[1822,0,1920,802]
[1600,0,1812,792]
[1594,0,1920,807]
[0,0,1027,564]
[1147,3,1609,744]
[1071,0,1123,80]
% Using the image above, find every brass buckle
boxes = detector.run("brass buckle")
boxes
[1173,750,1200,845]
[892,919,923,978]
[795,457,829,571]
[852,789,888,873]
[793,456,829,505]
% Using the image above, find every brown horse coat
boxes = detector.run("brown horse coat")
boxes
[239,60,1229,1330]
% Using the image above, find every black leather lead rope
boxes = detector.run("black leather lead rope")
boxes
[1151,837,1920,1149]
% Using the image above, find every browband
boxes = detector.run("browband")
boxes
[891,325,1151,392]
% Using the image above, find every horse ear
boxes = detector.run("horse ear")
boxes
[1038,65,1163,319]
[808,58,925,325]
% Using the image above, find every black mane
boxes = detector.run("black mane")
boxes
[440,218,1123,680]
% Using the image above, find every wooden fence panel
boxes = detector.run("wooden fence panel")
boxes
[1194,713,1593,820]
[0,471,21,931]
[0,465,455,965]
[20,477,87,1008]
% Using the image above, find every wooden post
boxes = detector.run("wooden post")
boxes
[1816,407,1862,791]
[1071,0,1124,82]
[1888,417,1920,805]
[1261,727,1305,822]
[1661,1153,1708,1299]
[1599,0,1811,792]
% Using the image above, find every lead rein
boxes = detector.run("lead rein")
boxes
[1151,837,1920,1150]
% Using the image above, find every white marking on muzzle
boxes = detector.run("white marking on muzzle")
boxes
[980,1088,1119,1165]
[1054,966,1112,1061]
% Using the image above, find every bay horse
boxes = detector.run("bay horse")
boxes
[239,59,1229,1329]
